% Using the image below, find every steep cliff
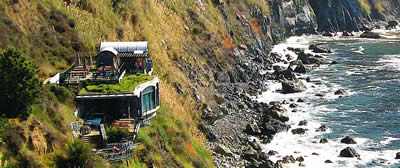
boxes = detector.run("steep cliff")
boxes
[309,0,400,32]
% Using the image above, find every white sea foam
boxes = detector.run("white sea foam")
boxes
[255,34,400,168]
[377,55,400,71]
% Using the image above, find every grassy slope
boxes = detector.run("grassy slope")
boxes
[0,0,273,167]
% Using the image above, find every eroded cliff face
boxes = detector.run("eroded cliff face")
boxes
[309,0,400,32]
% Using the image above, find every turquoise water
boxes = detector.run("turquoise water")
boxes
[312,39,400,167]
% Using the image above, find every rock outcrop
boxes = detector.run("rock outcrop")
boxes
[339,147,360,158]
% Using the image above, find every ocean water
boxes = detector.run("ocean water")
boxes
[257,32,400,168]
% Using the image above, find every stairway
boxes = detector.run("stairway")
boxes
[80,135,90,144]
[80,130,100,144]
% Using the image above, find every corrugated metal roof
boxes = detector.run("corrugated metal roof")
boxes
[118,52,148,58]
[100,47,119,55]
[100,42,148,53]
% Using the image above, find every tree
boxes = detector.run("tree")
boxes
[0,47,40,119]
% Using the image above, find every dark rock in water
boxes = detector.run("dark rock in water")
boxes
[309,44,332,53]
[325,160,333,163]
[273,65,286,72]
[282,80,307,94]
[291,128,307,135]
[289,103,298,108]
[312,152,320,156]
[316,125,328,132]
[320,138,329,144]
[298,52,326,64]
[322,31,334,37]
[294,64,307,73]
[389,21,398,26]
[297,98,305,102]
[214,144,233,157]
[298,163,306,167]
[315,93,324,97]
[341,136,357,144]
[331,61,339,64]
[292,109,298,113]
[282,155,296,164]
[360,31,380,39]
[339,147,360,158]
[334,89,346,95]
[298,120,308,126]
[396,152,400,159]
[287,47,304,53]
[342,31,353,37]
[296,156,304,162]
[306,77,311,82]
[268,150,278,156]
[290,60,303,66]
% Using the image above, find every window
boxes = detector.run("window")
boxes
[142,86,155,113]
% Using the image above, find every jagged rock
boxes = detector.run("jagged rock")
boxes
[339,147,360,158]
[274,68,297,80]
[297,52,326,64]
[173,82,184,95]
[360,31,380,39]
[291,128,307,135]
[342,31,353,37]
[245,123,261,135]
[289,103,298,108]
[340,136,357,144]
[268,150,278,156]
[395,152,400,159]
[296,156,305,162]
[322,32,334,37]
[316,125,328,132]
[388,20,399,28]
[320,138,329,144]
[214,144,233,157]
[282,155,296,164]
[243,147,259,162]
[297,98,305,102]
[294,64,307,73]
[309,44,332,53]
[298,120,308,126]
[282,80,307,94]
[334,89,346,95]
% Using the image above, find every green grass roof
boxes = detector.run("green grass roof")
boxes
[79,73,154,94]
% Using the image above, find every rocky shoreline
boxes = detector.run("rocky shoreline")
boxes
[204,36,337,167]
[204,28,400,167]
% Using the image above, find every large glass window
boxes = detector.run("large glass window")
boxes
[142,86,155,113]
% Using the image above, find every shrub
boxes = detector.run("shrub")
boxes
[106,127,130,143]
[0,47,40,119]
[54,139,92,168]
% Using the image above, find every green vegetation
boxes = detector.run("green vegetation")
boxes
[134,105,214,167]
[358,0,372,15]
[106,127,129,143]
[0,47,40,119]
[54,139,95,168]
[80,73,154,94]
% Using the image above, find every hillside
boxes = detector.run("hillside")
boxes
[0,0,398,167]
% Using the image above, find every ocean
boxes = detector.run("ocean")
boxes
[256,30,400,168]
